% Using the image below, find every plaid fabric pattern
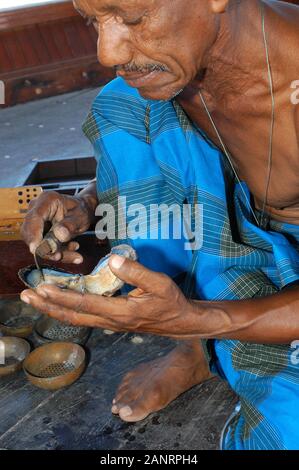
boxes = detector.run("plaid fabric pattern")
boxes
[82,78,299,450]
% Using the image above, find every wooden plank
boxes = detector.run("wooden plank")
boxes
[89,27,98,44]
[0,1,79,32]
[36,23,62,64]
[63,20,87,57]
[26,25,52,66]
[15,27,40,68]
[0,1,111,106]
[37,23,62,63]
[48,20,75,60]
[3,30,27,70]
[0,330,236,450]
[2,56,114,106]
[76,23,97,54]
[0,36,12,73]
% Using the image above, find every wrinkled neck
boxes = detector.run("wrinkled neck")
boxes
[199,0,267,102]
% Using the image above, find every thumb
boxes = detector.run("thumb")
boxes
[109,255,165,294]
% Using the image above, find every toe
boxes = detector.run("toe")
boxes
[113,384,139,407]
[118,401,149,423]
[111,393,131,415]
[118,405,133,420]
[117,374,135,389]
[111,404,119,414]
[115,382,130,397]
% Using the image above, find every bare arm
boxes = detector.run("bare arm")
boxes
[187,286,299,343]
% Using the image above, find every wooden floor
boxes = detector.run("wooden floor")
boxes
[0,328,237,450]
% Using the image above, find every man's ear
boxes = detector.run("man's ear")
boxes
[209,0,230,14]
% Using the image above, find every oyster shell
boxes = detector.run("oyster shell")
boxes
[19,244,137,296]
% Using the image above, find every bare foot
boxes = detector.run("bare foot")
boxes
[111,340,214,422]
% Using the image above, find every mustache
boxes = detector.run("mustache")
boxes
[115,63,168,73]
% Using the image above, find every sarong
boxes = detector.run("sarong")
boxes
[82,77,299,450]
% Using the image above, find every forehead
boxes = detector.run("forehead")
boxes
[73,0,156,14]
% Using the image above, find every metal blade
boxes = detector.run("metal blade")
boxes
[34,250,45,282]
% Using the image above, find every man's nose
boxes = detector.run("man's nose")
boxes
[97,22,133,68]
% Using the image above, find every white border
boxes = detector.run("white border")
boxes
[0,0,68,13]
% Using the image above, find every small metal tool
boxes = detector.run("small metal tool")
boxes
[34,230,63,281]
[33,250,44,282]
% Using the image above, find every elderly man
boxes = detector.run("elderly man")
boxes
[21,0,299,450]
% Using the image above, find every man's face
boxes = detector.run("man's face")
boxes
[73,0,220,100]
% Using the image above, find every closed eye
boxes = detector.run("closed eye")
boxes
[124,17,143,26]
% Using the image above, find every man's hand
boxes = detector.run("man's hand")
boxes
[20,255,193,337]
[21,185,97,264]
[20,254,299,343]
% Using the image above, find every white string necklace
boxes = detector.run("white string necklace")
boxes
[198,1,275,228]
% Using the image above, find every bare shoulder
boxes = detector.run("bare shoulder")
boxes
[266,0,299,41]
[266,0,299,23]
[265,1,299,146]
[265,1,299,75]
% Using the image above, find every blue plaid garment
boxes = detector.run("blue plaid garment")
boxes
[83,78,299,450]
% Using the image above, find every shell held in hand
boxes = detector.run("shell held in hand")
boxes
[19,244,137,297]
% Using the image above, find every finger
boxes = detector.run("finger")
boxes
[20,289,121,329]
[44,250,83,264]
[37,243,82,263]
[60,250,83,265]
[35,284,126,317]
[21,214,45,254]
[128,288,146,298]
[41,251,63,262]
[61,242,82,264]
[109,256,167,295]
[21,192,62,252]
[67,241,80,252]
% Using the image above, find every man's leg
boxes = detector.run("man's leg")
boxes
[213,337,299,450]
[111,339,214,422]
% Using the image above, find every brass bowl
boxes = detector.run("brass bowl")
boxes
[33,316,91,346]
[23,342,86,390]
[0,337,31,376]
[0,299,39,338]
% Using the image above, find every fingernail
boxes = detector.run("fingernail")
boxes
[20,293,30,304]
[112,398,116,404]
[111,405,118,414]
[120,406,132,418]
[29,243,37,254]
[74,258,82,265]
[110,255,125,270]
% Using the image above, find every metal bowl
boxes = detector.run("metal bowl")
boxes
[23,342,86,390]
[0,337,31,376]
[33,316,91,346]
[0,299,39,338]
